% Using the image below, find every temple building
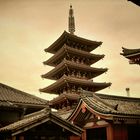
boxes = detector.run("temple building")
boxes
[121,47,140,65]
[0,5,140,140]
[0,83,48,127]
[68,90,140,140]
[40,5,111,111]
[0,89,140,140]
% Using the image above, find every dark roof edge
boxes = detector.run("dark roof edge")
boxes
[0,108,83,136]
[95,92,140,102]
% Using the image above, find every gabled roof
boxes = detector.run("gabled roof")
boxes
[68,90,140,124]
[0,108,83,137]
[0,83,48,108]
[45,31,102,53]
[39,75,111,94]
[42,59,108,80]
[44,45,104,66]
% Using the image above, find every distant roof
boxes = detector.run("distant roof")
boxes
[0,108,83,136]
[121,47,140,57]
[120,47,140,65]
[0,83,48,107]
[45,31,102,53]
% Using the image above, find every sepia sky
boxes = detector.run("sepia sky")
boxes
[0,0,140,100]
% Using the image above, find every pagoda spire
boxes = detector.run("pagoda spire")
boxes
[68,5,75,34]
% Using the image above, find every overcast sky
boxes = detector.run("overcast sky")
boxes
[0,0,140,100]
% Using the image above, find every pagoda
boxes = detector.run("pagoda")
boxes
[40,5,111,110]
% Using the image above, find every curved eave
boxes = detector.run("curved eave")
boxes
[121,48,140,64]
[67,99,113,123]
[49,93,79,105]
[42,60,108,80]
[45,31,102,54]
[85,91,140,117]
[68,91,140,122]
[39,75,111,94]
[121,47,140,56]
[120,47,140,59]
[121,52,140,59]
[44,45,104,66]
[82,95,140,118]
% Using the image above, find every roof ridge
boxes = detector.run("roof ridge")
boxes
[95,93,140,101]
[24,108,50,119]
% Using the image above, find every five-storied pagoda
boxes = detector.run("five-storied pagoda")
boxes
[40,5,111,110]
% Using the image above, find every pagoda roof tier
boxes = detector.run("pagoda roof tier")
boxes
[39,75,111,94]
[42,59,108,80]
[49,93,79,106]
[43,45,104,66]
[45,31,102,54]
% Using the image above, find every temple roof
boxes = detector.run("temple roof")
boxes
[42,59,108,80]
[0,83,48,108]
[68,90,140,123]
[121,47,140,65]
[121,47,140,57]
[39,75,111,94]
[44,45,104,66]
[45,31,102,54]
[0,108,83,136]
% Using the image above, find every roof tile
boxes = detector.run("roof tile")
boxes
[0,83,48,106]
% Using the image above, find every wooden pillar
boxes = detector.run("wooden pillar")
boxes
[81,130,86,140]
[107,124,113,140]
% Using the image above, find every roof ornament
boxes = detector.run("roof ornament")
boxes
[68,5,75,35]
